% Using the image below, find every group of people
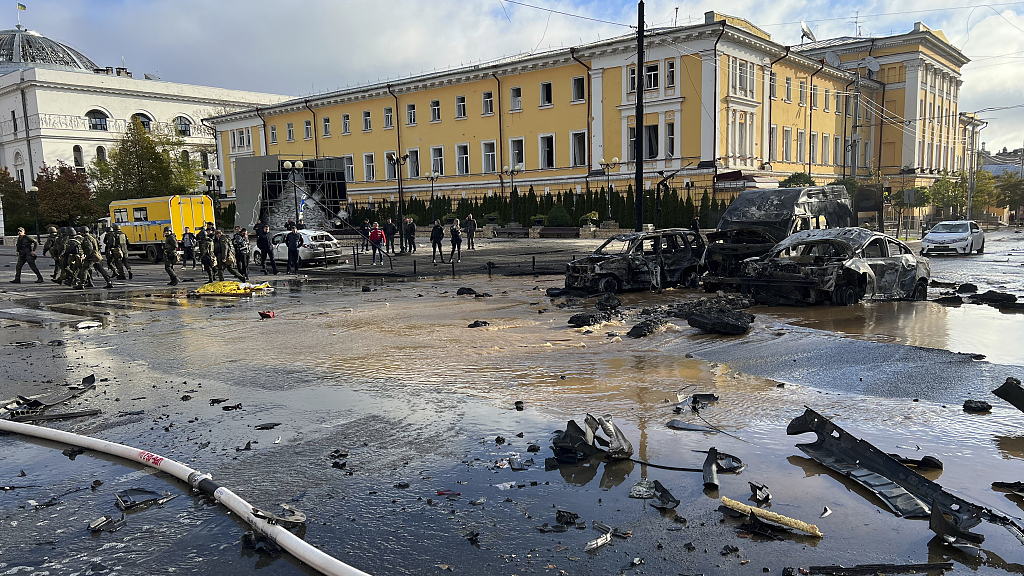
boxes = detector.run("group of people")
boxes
[162,222,251,286]
[357,214,478,265]
[429,214,478,263]
[11,224,131,289]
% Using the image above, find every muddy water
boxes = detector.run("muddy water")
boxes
[2,273,1024,575]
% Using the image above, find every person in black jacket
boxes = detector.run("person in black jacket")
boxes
[11,227,44,283]
[430,220,445,264]
[464,214,477,250]
[285,225,303,273]
[256,223,277,274]
[180,227,198,269]
[405,218,417,252]
[383,218,398,254]
[359,218,370,252]
[449,218,462,263]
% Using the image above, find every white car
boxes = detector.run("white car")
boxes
[251,229,344,265]
[921,220,985,255]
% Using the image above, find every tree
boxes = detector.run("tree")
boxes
[780,172,815,187]
[546,203,572,226]
[36,162,100,225]
[89,117,175,205]
[996,172,1024,219]
[930,172,966,218]
[0,168,32,233]
[971,170,996,218]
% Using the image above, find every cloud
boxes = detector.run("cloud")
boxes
[21,0,1024,148]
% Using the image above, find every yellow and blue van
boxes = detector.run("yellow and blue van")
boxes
[109,195,215,262]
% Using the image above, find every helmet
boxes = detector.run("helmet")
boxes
[46,225,57,233]
[111,224,120,232]
[75,226,88,234]
[163,227,172,233]
[62,226,75,235]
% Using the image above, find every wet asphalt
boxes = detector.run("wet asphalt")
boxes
[0,230,1023,575]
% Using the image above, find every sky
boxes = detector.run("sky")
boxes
[17,0,1024,151]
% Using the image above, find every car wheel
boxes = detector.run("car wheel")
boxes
[597,276,620,294]
[834,285,857,306]
[977,240,985,254]
[912,280,928,301]
[145,245,159,264]
[252,249,262,263]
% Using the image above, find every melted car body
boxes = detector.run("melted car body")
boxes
[565,229,704,293]
[739,228,930,306]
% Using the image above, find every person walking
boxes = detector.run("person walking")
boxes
[163,227,180,286]
[359,218,371,252]
[42,225,61,280]
[464,214,477,250]
[383,218,398,254]
[430,220,445,264]
[11,227,44,283]
[214,229,247,281]
[78,226,113,289]
[106,224,132,280]
[449,218,463,263]
[285,225,302,273]
[368,222,387,265]
[405,218,417,252]
[232,227,250,278]
[198,224,216,283]
[62,228,85,288]
[256,223,277,274]
[181,226,197,269]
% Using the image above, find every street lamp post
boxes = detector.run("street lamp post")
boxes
[280,161,303,226]
[502,164,522,226]
[386,152,409,252]
[203,168,224,220]
[28,184,39,241]
[598,157,620,222]
[425,171,440,223]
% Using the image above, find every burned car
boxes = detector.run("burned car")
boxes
[738,228,930,306]
[565,228,704,293]
[704,186,853,281]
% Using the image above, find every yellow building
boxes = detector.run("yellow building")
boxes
[208,12,972,227]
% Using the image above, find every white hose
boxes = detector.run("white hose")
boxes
[0,418,371,576]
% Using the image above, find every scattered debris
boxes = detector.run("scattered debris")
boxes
[594,293,621,311]
[470,497,486,505]
[252,503,306,528]
[585,531,612,552]
[514,400,525,411]
[555,509,579,525]
[650,480,680,509]
[88,514,126,533]
[721,496,823,537]
[394,482,410,489]
[740,510,791,539]
[62,447,85,460]
[254,422,281,430]
[456,287,477,295]
[11,408,101,422]
[969,290,1017,305]
[331,460,347,470]
[933,294,964,305]
[629,479,655,499]
[209,398,229,405]
[236,441,252,451]
[222,403,243,411]
[115,488,176,511]
[688,307,755,335]
[537,523,568,533]
[258,310,275,319]
[888,453,943,470]
[956,283,978,294]
[180,394,192,401]
[551,414,634,462]
[495,435,506,445]
[807,563,954,575]
[76,320,102,330]
[721,544,740,555]
[963,399,992,413]
[241,530,282,556]
[626,318,667,338]
[674,392,720,413]
[467,320,490,328]
[666,419,716,432]
[329,449,349,459]
[568,311,610,328]
[703,448,720,489]
[929,499,983,556]
[749,482,771,503]
[820,506,833,518]
[994,377,1024,413]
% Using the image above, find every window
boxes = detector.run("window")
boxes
[364,153,375,181]
[666,61,675,88]
[385,151,397,180]
[539,134,555,168]
[10,110,16,133]
[482,141,496,173]
[96,146,106,163]
[845,137,852,166]
[132,207,149,222]
[510,87,522,111]
[835,93,841,114]
[245,127,251,147]
[384,107,393,128]
[644,125,658,160]
[798,81,807,106]
[571,76,585,101]
[812,86,819,109]
[342,114,351,134]
[73,145,84,168]
[406,104,416,125]
[303,120,312,139]
[822,133,830,165]
[113,208,128,223]
[341,155,354,182]
[846,95,852,117]
[730,58,754,97]
[834,136,841,167]
[510,138,525,168]
[456,144,470,175]
[824,89,831,112]
[200,151,209,169]
[783,127,792,161]
[430,100,440,122]
[571,131,586,166]
[269,125,277,144]
[407,149,420,178]
[769,72,777,98]
[644,63,659,90]
[809,132,817,164]
[180,150,189,165]
[175,116,192,137]
[286,122,294,141]
[86,110,108,131]
[131,113,152,131]
[769,125,778,161]
[627,126,636,161]
[627,66,637,93]
[431,146,444,175]
[322,116,331,136]
[455,95,466,118]
[797,129,806,163]
[666,123,675,158]
[482,91,494,115]
[785,77,792,102]
[539,82,553,107]
[362,111,371,131]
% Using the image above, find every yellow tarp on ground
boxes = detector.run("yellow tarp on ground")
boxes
[195,281,274,295]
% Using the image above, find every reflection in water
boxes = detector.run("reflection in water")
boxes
[995,436,1024,460]
[786,455,897,515]
[556,455,635,488]
[928,536,1024,574]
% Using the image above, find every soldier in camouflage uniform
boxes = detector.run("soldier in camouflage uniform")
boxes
[11,227,44,283]
[163,227,179,286]
[213,229,247,282]
[62,228,85,288]
[77,226,113,289]
[41,225,60,280]
[105,224,132,280]
[198,223,216,283]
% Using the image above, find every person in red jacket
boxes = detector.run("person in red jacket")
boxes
[368,222,387,265]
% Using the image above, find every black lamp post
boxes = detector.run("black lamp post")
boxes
[386,152,409,252]
[28,184,39,241]
[598,157,620,221]
[203,167,224,218]
[425,171,440,223]
[280,161,303,226]
[502,164,522,225]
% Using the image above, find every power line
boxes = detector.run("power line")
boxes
[500,0,632,27]
[758,1,1024,28]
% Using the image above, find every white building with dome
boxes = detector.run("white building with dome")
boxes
[0,24,290,234]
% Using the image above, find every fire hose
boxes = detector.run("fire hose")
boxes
[0,418,371,576]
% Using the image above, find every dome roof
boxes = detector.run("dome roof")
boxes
[0,25,98,72]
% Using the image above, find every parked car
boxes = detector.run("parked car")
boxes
[251,229,344,266]
[920,220,985,255]
[738,227,930,306]
[565,228,705,293]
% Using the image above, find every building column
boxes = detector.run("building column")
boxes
[749,111,756,167]
[700,52,719,162]
[591,68,605,170]
[902,59,924,169]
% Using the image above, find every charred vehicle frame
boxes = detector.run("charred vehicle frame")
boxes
[565,229,705,293]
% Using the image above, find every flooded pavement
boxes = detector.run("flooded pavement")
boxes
[2,245,1024,575]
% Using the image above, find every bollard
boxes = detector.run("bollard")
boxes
[532,256,536,272]
[413,260,417,275]
[352,246,358,270]
[451,259,456,278]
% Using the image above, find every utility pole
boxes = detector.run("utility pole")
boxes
[634,0,645,232]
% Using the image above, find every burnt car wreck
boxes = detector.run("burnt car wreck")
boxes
[704,185,853,281]
[565,229,704,293]
[737,228,930,306]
